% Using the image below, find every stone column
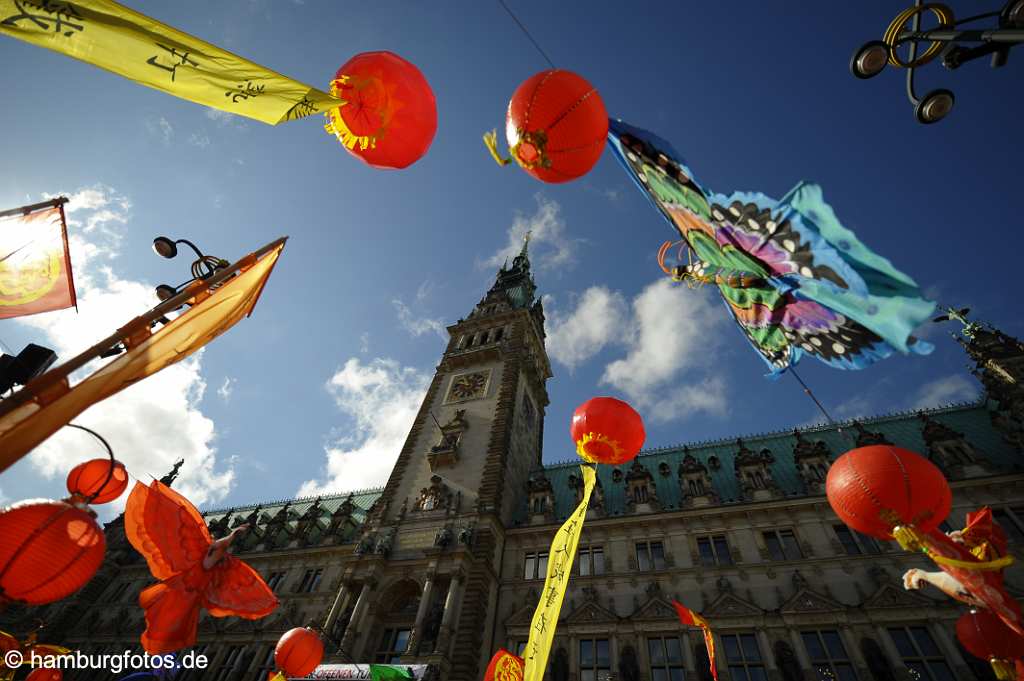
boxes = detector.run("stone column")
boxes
[788,628,812,670]
[434,569,465,655]
[680,630,696,675]
[406,569,436,654]
[757,629,779,672]
[874,625,913,681]
[340,578,376,654]
[322,579,353,640]
[839,626,870,681]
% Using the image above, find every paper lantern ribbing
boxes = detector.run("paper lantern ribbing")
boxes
[0,500,105,605]
[570,397,645,465]
[275,627,324,678]
[956,609,1024,680]
[492,69,608,183]
[825,445,951,540]
[325,51,437,170]
[66,458,128,505]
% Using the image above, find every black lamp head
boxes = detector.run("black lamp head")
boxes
[155,284,177,301]
[152,236,178,259]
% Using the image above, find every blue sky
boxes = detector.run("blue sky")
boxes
[0,0,1020,513]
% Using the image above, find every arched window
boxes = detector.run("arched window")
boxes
[634,485,649,503]
[689,479,705,496]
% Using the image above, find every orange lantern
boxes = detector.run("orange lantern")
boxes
[485,69,608,183]
[324,51,437,170]
[66,458,128,505]
[0,500,105,606]
[274,627,324,678]
[26,669,63,681]
[956,609,1024,680]
[570,396,645,465]
[826,445,951,540]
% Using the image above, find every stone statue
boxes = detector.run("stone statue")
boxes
[355,534,375,556]
[434,527,452,548]
[618,645,640,681]
[159,458,184,487]
[458,525,474,546]
[423,600,444,642]
[374,531,393,556]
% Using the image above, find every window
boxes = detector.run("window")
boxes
[579,638,610,681]
[833,525,881,555]
[265,571,287,592]
[375,628,411,663]
[648,636,685,681]
[524,551,548,579]
[801,630,856,681]
[688,478,706,496]
[252,645,276,681]
[494,327,504,342]
[723,633,766,681]
[636,541,666,571]
[993,508,1024,543]
[480,330,490,344]
[578,546,605,576]
[887,626,955,681]
[297,568,323,593]
[747,471,766,489]
[763,529,803,561]
[697,535,733,567]
[633,484,650,503]
[212,645,246,681]
[532,496,545,514]
[515,641,527,657]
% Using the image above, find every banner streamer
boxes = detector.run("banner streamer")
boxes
[672,600,718,681]
[523,465,596,681]
[0,198,76,319]
[0,0,340,124]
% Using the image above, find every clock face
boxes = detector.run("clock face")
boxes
[448,371,489,401]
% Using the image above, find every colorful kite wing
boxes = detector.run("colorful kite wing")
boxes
[608,119,935,375]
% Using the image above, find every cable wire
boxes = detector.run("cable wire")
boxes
[497,0,556,69]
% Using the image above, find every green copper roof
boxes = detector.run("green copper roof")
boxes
[514,401,1020,525]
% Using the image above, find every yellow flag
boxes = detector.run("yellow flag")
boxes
[523,465,596,681]
[0,240,285,472]
[0,0,339,124]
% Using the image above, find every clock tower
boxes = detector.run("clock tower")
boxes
[346,236,551,680]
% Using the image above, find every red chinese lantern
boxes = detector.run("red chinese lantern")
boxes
[486,69,608,183]
[274,627,324,678]
[570,397,645,465]
[325,51,437,170]
[66,458,128,505]
[956,609,1024,680]
[0,500,105,606]
[826,445,951,540]
[484,648,524,681]
[26,669,63,681]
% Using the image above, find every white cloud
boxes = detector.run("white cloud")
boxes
[217,377,236,402]
[146,116,174,145]
[911,374,978,410]
[13,185,233,508]
[189,132,211,148]
[298,358,430,495]
[544,287,628,371]
[479,194,583,272]
[393,298,446,339]
[600,280,729,422]
[204,108,248,130]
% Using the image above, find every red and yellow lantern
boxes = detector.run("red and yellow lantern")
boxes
[0,499,105,606]
[66,458,128,505]
[274,627,324,679]
[325,51,437,170]
[825,445,951,541]
[484,648,524,681]
[485,69,608,183]
[570,397,645,465]
[956,608,1024,680]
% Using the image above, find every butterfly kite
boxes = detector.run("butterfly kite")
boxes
[125,480,278,654]
[607,120,936,376]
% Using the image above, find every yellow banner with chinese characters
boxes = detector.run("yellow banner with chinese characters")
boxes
[523,465,596,681]
[0,0,340,124]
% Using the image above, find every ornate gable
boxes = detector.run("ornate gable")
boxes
[780,588,844,614]
[863,583,931,609]
[566,599,619,625]
[630,597,677,621]
[704,593,762,618]
[852,421,892,446]
[505,602,537,627]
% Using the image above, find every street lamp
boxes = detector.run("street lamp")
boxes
[152,235,229,303]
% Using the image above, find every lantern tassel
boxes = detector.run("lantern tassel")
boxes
[892,525,927,554]
[483,129,512,166]
[989,657,1016,680]
[930,553,1015,571]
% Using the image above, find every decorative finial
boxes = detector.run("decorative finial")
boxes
[160,458,184,487]
[933,305,980,339]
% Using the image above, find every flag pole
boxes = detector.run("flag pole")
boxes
[0,236,287,420]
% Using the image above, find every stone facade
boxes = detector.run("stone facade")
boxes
[6,273,1024,681]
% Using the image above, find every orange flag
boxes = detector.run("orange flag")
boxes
[0,198,76,319]
[0,238,285,472]
[484,649,524,681]
[672,600,717,681]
